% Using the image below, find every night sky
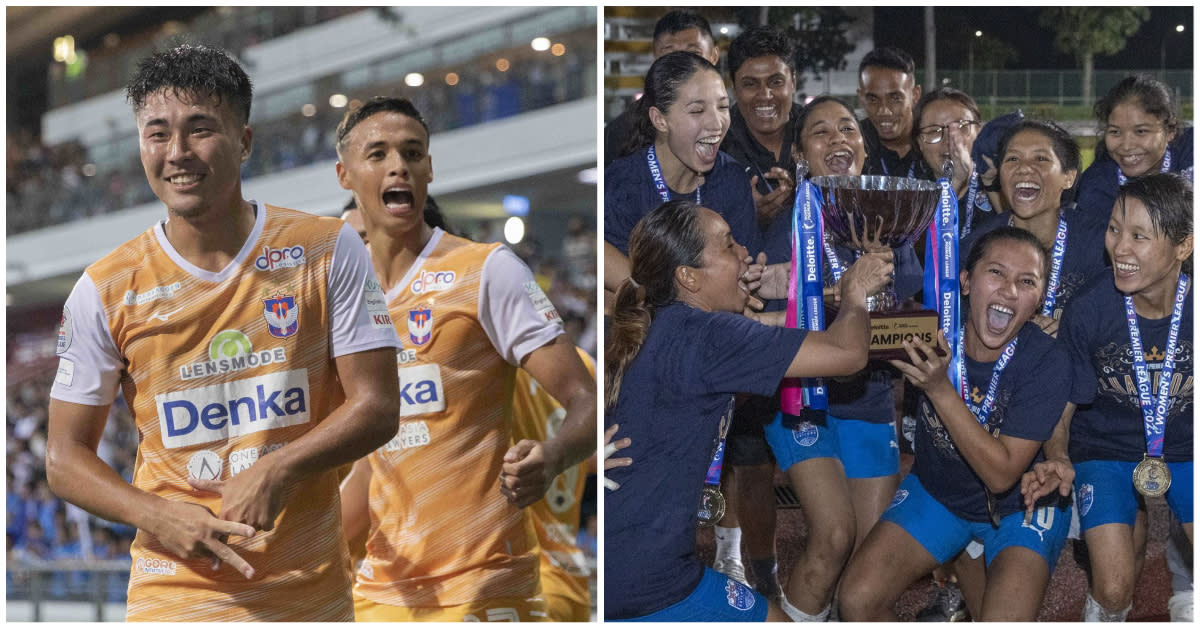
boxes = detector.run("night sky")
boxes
[874,6,1194,70]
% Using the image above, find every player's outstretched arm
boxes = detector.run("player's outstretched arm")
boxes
[47,399,258,578]
[190,346,399,531]
[501,335,597,508]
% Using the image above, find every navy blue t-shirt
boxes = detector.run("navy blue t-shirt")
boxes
[960,208,1109,321]
[605,147,762,256]
[1059,276,1194,463]
[604,303,806,619]
[912,322,1070,522]
[823,239,923,422]
[1075,127,1194,222]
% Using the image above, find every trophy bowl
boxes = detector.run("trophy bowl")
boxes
[809,175,943,359]
[810,175,941,249]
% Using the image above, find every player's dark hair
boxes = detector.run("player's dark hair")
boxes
[727,25,795,80]
[336,96,430,157]
[1116,172,1193,275]
[996,119,1081,208]
[653,9,714,43]
[605,199,707,409]
[1094,74,1180,137]
[793,95,859,160]
[127,43,253,124]
[622,52,722,158]
[858,46,916,78]
[964,226,1051,290]
[911,87,981,145]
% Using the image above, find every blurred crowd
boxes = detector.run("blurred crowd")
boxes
[7,372,137,601]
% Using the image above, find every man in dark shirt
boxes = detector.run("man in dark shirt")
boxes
[715,25,806,602]
[603,10,720,166]
[857,47,924,178]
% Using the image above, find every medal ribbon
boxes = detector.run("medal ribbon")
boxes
[957,328,1019,427]
[1124,274,1188,458]
[704,397,733,486]
[647,144,701,204]
[1117,148,1172,187]
[961,170,980,238]
[1041,214,1069,316]
[781,178,828,414]
[924,176,963,392]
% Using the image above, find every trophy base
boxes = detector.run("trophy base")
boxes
[827,300,943,361]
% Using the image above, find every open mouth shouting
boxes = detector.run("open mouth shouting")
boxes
[382,186,415,215]
[696,135,721,163]
[984,303,1016,337]
[824,149,856,175]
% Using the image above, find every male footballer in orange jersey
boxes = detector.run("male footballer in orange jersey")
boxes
[45,44,402,621]
[511,347,597,621]
[334,96,597,622]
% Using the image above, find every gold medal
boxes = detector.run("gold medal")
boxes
[697,486,727,527]
[1133,455,1171,497]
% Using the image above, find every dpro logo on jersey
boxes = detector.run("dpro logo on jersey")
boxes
[254,245,306,271]
[725,579,756,611]
[410,269,456,294]
[156,369,310,449]
[408,306,433,346]
[263,294,299,338]
[397,363,445,416]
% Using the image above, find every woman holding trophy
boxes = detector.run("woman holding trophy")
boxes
[604,199,892,621]
[760,95,923,621]
[961,120,1110,333]
[838,226,1073,621]
[1022,172,1193,621]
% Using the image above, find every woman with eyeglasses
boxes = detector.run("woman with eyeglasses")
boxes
[959,120,1109,335]
[912,88,1002,238]
[1075,74,1194,223]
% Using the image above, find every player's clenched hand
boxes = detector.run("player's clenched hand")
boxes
[189,457,290,532]
[150,499,256,579]
[499,439,563,508]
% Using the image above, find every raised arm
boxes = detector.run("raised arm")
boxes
[784,251,893,378]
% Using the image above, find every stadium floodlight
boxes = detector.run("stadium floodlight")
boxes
[504,216,525,244]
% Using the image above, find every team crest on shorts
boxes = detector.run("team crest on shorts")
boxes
[1077,483,1094,517]
[408,306,433,346]
[888,489,909,510]
[791,421,819,447]
[263,294,299,338]
[725,579,756,611]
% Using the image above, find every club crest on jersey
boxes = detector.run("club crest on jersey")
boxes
[725,579,756,611]
[263,294,299,338]
[1077,483,1094,517]
[408,306,433,346]
[791,421,819,447]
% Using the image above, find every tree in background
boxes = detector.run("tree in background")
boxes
[734,7,856,94]
[1038,7,1149,106]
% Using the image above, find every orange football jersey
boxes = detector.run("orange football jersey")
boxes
[50,204,399,620]
[354,228,564,609]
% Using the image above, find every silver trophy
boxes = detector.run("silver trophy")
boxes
[809,174,943,359]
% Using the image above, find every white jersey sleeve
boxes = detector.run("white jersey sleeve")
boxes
[328,223,402,358]
[478,246,565,366]
[49,273,124,406]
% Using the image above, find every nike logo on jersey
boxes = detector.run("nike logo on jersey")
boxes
[150,307,184,322]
